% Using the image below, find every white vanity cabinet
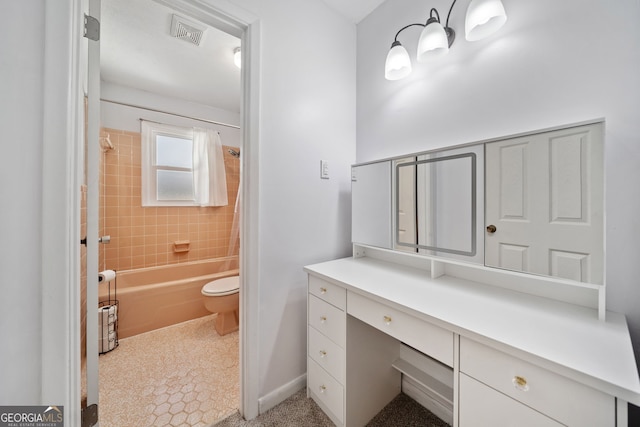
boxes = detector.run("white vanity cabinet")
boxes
[307,275,347,425]
[347,291,454,368]
[459,374,563,427]
[305,251,640,427]
[459,337,614,427]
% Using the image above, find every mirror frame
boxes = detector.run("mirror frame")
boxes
[395,152,477,256]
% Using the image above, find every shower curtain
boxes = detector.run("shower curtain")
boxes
[193,128,228,206]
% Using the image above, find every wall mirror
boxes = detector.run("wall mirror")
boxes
[352,120,604,285]
[393,144,485,265]
[351,161,392,249]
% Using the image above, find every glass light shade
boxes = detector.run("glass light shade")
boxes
[416,22,449,63]
[234,48,241,68]
[385,42,412,80]
[465,0,507,41]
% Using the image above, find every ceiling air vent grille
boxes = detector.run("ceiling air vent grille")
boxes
[170,14,206,46]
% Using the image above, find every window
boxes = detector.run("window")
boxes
[142,122,196,206]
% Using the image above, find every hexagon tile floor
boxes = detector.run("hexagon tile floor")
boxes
[98,314,239,426]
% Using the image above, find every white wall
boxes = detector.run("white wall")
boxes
[222,0,357,398]
[357,0,640,417]
[0,1,45,404]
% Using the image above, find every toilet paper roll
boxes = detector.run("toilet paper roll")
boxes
[98,269,116,283]
[99,331,117,352]
[99,304,117,318]
[98,305,116,323]
[99,322,115,339]
[99,330,116,342]
[99,306,117,339]
[98,328,116,341]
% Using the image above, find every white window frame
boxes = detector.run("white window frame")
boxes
[141,121,198,207]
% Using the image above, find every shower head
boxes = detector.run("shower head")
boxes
[228,148,240,158]
[100,133,114,152]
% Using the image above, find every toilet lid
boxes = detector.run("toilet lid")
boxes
[202,276,239,296]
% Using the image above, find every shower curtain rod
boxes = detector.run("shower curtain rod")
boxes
[100,98,241,129]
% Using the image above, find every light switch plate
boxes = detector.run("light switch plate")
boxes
[320,160,329,179]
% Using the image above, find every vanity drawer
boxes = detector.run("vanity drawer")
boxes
[459,373,562,427]
[309,275,346,310]
[308,357,344,425]
[460,337,614,427]
[308,326,345,383]
[347,291,453,367]
[309,294,345,347]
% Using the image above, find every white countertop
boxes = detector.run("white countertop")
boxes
[304,256,640,405]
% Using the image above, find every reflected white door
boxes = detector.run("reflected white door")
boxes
[396,157,418,252]
[485,123,604,284]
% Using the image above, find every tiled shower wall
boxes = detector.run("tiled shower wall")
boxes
[98,128,240,272]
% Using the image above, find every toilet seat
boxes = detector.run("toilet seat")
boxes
[202,276,239,296]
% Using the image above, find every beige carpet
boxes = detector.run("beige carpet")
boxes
[212,390,450,427]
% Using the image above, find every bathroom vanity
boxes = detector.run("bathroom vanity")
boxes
[305,247,640,426]
[305,121,640,426]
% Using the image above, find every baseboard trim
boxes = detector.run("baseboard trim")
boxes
[258,373,307,414]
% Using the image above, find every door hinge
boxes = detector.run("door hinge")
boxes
[84,14,100,41]
[81,404,98,427]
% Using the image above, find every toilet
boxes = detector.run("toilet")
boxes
[201,276,239,336]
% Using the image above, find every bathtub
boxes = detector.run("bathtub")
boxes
[99,257,239,339]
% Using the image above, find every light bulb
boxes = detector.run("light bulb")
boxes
[417,21,449,62]
[465,0,507,41]
[385,41,412,80]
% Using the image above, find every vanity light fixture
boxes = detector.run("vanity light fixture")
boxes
[233,47,242,69]
[384,0,507,80]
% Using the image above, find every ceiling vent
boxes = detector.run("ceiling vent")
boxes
[170,14,206,46]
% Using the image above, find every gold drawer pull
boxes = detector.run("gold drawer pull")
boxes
[320,287,327,294]
[319,385,327,393]
[319,350,327,358]
[320,316,327,323]
[383,315,392,325]
[512,375,529,392]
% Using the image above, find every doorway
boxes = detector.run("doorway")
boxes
[95,0,241,424]
[78,0,262,424]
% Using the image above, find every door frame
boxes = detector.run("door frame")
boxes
[41,2,85,426]
[42,0,262,423]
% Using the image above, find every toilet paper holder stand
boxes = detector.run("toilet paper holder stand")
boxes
[98,274,119,355]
